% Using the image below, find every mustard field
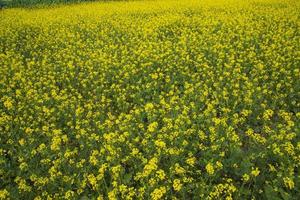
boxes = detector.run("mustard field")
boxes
[0,0,299,199]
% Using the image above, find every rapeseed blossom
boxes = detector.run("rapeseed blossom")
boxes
[0,190,9,199]
[206,163,215,175]
[283,177,295,190]
[173,179,182,191]
[251,167,260,177]
[0,0,299,199]
[151,186,167,200]
[148,122,158,133]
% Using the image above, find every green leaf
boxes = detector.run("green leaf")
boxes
[264,185,281,200]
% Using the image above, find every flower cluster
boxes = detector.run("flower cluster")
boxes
[0,0,299,199]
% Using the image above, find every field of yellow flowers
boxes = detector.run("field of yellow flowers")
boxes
[0,0,300,199]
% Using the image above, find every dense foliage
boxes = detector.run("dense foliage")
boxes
[0,0,108,8]
[0,0,299,199]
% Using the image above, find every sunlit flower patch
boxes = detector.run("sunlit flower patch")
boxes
[0,0,299,199]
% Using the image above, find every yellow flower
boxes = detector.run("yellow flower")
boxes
[206,163,214,175]
[18,139,25,146]
[97,195,104,200]
[65,190,74,199]
[155,140,166,149]
[283,177,294,189]
[216,161,223,169]
[151,186,166,200]
[25,127,33,135]
[19,162,28,171]
[268,164,276,172]
[174,163,185,175]
[186,157,196,166]
[131,148,139,156]
[150,73,158,80]
[145,103,154,112]
[263,109,274,120]
[251,167,260,177]
[3,98,13,110]
[148,122,158,132]
[0,189,9,199]
[50,136,62,151]
[15,177,32,192]
[226,195,233,200]
[108,189,117,200]
[111,165,121,180]
[242,174,250,182]
[143,157,158,177]
[1,0,299,199]
[156,169,166,180]
[87,174,98,190]
[89,150,99,165]
[173,179,182,191]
